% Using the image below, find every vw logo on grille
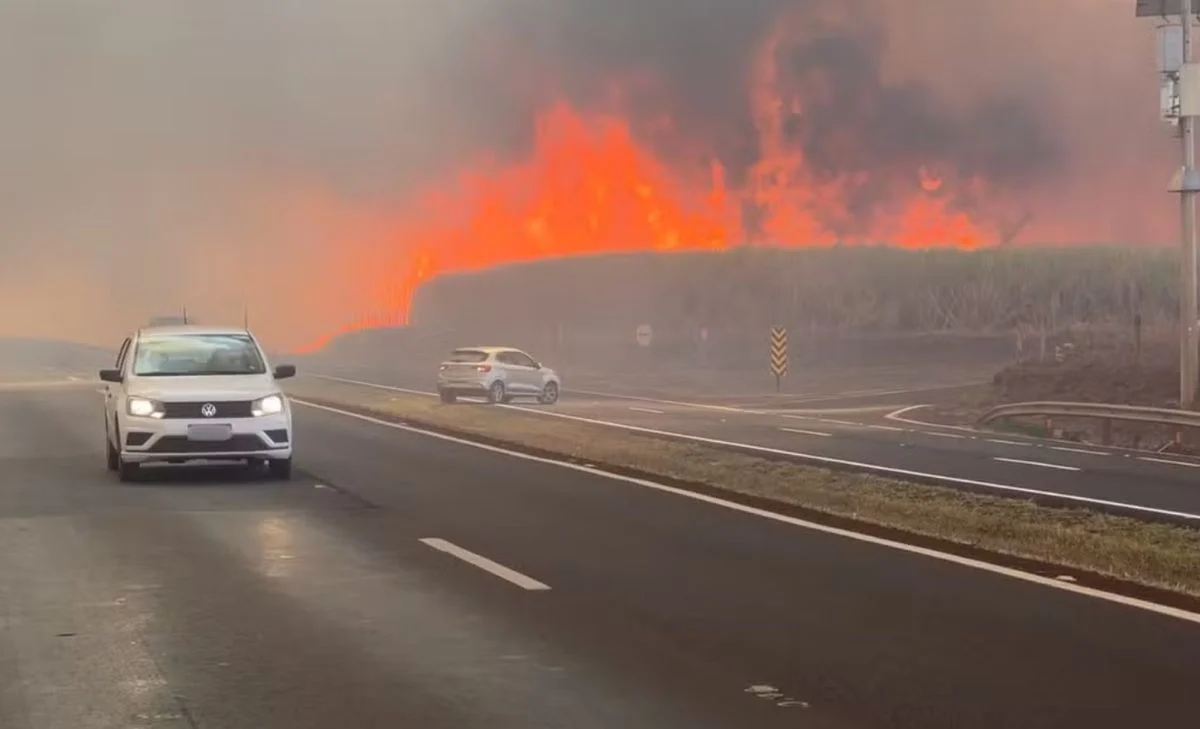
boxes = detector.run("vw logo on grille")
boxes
[200,403,217,417]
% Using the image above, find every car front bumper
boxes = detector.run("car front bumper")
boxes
[120,412,292,463]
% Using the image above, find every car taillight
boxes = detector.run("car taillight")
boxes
[476,364,491,372]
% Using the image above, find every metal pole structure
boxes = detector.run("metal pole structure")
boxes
[1183,0,1199,408]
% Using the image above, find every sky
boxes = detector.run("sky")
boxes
[0,0,1177,349]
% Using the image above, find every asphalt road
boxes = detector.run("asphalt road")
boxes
[5,383,1200,727]
[308,367,1200,521]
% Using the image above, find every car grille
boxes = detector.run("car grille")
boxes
[148,434,269,453]
[161,401,254,419]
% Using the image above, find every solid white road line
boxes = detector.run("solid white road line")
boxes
[294,399,1200,626]
[993,457,1081,472]
[1138,457,1200,468]
[568,382,978,413]
[629,406,666,415]
[565,387,754,414]
[884,404,979,433]
[779,427,832,437]
[310,374,432,397]
[882,402,1190,463]
[922,431,966,439]
[986,439,1031,446]
[1050,446,1110,456]
[866,424,906,432]
[419,538,550,591]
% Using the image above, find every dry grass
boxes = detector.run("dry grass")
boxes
[286,377,1200,597]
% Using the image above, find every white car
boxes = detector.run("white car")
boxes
[436,346,560,404]
[100,325,296,481]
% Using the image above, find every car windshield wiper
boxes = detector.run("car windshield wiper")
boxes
[201,370,266,375]
[135,370,265,377]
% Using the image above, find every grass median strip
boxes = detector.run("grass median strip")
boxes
[286,377,1200,600]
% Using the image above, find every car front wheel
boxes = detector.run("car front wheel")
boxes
[268,457,293,480]
[106,428,119,471]
[487,381,506,404]
[117,460,139,482]
[539,382,560,405]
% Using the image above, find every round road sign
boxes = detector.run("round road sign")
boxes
[636,323,653,347]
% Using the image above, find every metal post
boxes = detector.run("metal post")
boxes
[1183,0,1199,408]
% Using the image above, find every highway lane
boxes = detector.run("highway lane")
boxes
[308,371,1200,520]
[4,386,1200,726]
[517,394,1200,518]
[300,354,996,406]
[0,385,805,729]
[560,365,993,405]
[284,389,1200,727]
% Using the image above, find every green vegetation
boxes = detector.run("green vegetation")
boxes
[415,245,1178,336]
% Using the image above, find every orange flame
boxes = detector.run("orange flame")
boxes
[294,20,995,353]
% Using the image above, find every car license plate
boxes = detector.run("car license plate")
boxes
[187,424,233,442]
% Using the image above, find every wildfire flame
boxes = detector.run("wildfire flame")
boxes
[294,16,996,353]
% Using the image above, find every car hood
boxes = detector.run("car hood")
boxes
[125,374,279,401]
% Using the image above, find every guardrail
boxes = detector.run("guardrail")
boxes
[978,401,1200,444]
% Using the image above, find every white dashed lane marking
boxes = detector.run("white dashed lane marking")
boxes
[1050,446,1110,456]
[779,427,832,438]
[993,457,1081,472]
[419,538,551,591]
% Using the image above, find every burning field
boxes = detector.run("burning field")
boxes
[286,0,1174,352]
[0,0,1178,351]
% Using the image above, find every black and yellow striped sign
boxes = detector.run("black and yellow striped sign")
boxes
[769,326,788,380]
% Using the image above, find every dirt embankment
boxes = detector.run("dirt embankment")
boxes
[930,338,1191,451]
[990,359,1179,408]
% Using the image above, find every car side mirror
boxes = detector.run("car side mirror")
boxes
[273,364,297,379]
[532,362,542,369]
[98,369,122,383]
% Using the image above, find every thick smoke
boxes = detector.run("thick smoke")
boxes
[0,0,1176,348]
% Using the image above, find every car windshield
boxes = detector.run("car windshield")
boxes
[446,349,488,363]
[133,333,267,376]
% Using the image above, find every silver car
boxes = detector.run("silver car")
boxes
[436,347,561,405]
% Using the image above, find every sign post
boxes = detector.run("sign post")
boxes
[769,326,788,392]
[1137,0,1200,407]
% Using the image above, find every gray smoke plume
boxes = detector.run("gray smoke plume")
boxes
[0,0,1175,348]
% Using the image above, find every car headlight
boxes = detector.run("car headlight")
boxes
[252,394,285,416]
[127,397,164,418]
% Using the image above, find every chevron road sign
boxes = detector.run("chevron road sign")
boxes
[769,326,787,391]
